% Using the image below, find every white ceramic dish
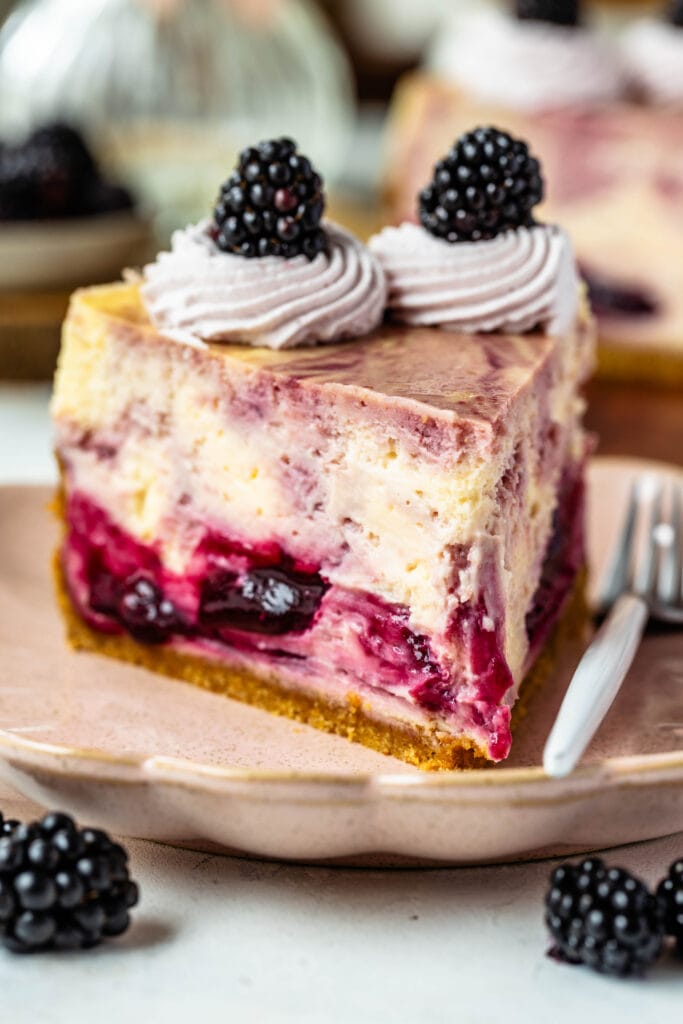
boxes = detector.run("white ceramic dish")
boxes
[0,457,681,865]
[0,211,152,290]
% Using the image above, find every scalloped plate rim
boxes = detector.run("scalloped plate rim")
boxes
[0,728,682,798]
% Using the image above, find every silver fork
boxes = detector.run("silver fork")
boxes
[543,475,683,778]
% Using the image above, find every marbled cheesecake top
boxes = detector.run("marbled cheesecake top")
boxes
[76,282,592,430]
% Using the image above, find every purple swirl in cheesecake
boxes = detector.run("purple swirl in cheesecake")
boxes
[369,223,578,336]
[142,220,387,350]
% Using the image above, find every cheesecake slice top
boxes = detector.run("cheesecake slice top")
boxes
[71,282,578,431]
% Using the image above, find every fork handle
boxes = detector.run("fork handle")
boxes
[543,594,649,778]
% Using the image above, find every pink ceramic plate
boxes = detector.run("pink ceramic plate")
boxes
[0,457,681,865]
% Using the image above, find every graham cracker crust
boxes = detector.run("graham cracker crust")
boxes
[53,548,588,772]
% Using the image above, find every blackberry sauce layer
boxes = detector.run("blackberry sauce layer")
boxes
[60,468,584,762]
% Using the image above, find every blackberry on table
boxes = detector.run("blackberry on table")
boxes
[544,858,663,976]
[670,1,683,27]
[515,1,580,25]
[656,859,683,952]
[418,126,544,244]
[0,811,138,954]
[0,812,20,838]
[213,137,327,260]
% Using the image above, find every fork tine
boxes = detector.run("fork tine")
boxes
[655,483,681,605]
[634,479,664,598]
[600,480,639,609]
[674,483,683,605]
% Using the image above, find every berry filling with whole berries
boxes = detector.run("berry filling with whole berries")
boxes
[59,466,584,762]
[212,137,327,260]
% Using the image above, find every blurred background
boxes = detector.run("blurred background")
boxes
[0,0,681,465]
[0,0,666,236]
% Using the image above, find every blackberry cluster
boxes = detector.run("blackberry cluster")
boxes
[0,123,133,221]
[213,137,327,260]
[545,858,663,976]
[418,127,544,244]
[515,1,580,25]
[0,810,138,954]
[657,859,683,952]
[670,1,683,27]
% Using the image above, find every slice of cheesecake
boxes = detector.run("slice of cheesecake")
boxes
[52,280,593,768]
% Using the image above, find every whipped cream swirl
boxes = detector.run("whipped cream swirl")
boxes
[141,221,387,350]
[429,8,625,111]
[368,223,578,336]
[623,20,683,105]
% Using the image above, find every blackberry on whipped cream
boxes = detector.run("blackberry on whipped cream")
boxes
[213,138,327,260]
[142,138,387,350]
[516,1,579,26]
[370,127,578,336]
[417,127,543,243]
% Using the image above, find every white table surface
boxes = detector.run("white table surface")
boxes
[1,383,682,1023]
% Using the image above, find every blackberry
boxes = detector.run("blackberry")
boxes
[0,811,138,954]
[656,859,683,952]
[116,573,179,645]
[213,137,327,260]
[515,1,580,25]
[0,812,20,838]
[28,123,98,183]
[418,127,544,244]
[0,122,133,221]
[199,566,328,635]
[545,858,663,976]
[670,2,683,27]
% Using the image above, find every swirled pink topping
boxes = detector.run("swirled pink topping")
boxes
[623,20,683,105]
[368,223,578,336]
[429,8,625,110]
[141,220,387,350]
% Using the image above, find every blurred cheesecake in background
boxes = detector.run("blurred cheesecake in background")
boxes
[384,0,683,385]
